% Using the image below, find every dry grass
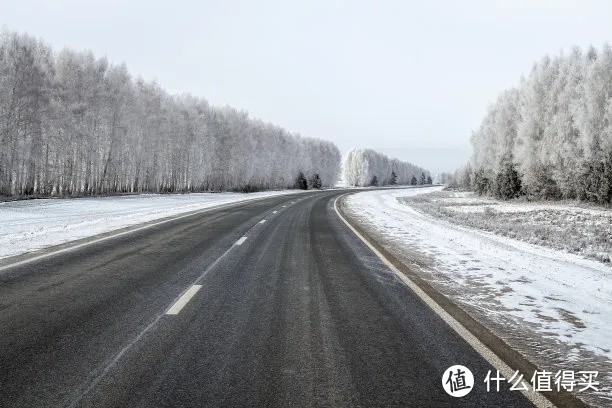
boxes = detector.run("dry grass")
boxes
[400,190,612,264]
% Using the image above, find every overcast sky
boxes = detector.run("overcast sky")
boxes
[2,0,611,172]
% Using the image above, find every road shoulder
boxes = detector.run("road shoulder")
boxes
[335,192,588,408]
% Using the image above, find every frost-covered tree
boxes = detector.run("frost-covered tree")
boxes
[294,172,308,190]
[466,44,612,204]
[438,172,453,185]
[494,160,522,199]
[342,148,429,187]
[0,30,341,197]
[309,173,322,189]
[390,170,397,185]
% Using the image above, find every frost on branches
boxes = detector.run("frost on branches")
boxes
[455,44,612,204]
[342,148,430,187]
[0,31,341,197]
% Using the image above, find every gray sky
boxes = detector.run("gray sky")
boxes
[2,0,611,172]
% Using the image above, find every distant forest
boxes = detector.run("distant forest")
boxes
[342,148,430,187]
[0,31,341,197]
[454,44,612,205]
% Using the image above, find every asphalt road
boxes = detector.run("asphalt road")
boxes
[0,190,535,407]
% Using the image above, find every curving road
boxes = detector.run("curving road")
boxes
[0,190,534,407]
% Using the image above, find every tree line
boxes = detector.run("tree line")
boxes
[342,148,430,187]
[453,44,612,204]
[0,30,341,197]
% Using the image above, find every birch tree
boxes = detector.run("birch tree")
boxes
[342,148,430,187]
[0,30,341,197]
[468,44,612,204]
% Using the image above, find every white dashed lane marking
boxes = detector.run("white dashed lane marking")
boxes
[166,285,202,315]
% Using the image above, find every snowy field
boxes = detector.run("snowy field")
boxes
[344,187,612,406]
[0,190,302,260]
[404,190,612,264]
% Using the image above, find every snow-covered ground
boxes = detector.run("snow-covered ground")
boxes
[344,187,612,406]
[403,190,612,264]
[0,190,301,260]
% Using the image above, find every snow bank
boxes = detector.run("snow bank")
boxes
[0,191,299,260]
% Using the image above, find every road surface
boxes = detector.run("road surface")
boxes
[0,190,534,407]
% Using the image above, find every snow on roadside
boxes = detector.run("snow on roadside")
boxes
[404,190,612,264]
[0,190,301,260]
[344,187,612,406]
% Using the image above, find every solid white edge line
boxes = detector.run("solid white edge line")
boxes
[259,219,266,224]
[333,194,553,408]
[235,236,247,245]
[165,285,202,315]
[0,195,284,273]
